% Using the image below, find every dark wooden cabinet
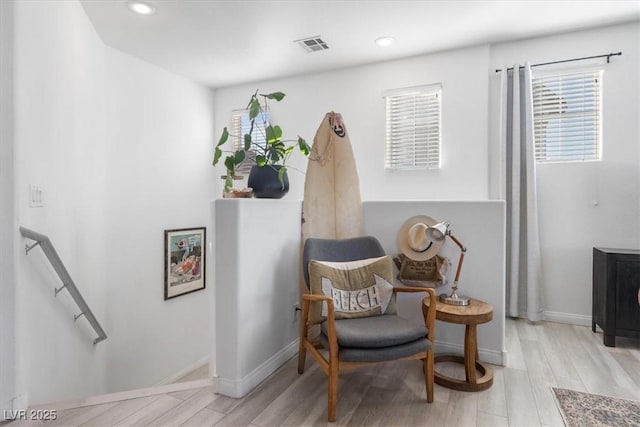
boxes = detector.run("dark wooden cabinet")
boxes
[592,248,640,347]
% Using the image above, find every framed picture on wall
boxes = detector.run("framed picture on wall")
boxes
[164,227,206,300]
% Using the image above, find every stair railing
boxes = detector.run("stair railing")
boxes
[19,226,107,345]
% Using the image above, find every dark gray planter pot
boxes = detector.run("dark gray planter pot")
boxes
[247,165,289,199]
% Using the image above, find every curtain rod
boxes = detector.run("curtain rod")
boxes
[494,51,622,73]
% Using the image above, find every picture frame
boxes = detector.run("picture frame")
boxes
[164,227,206,300]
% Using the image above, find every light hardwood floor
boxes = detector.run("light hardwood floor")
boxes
[8,319,640,426]
[174,365,210,384]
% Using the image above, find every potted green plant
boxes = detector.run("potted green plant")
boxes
[213,90,310,198]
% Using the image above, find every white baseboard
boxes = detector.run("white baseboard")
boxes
[542,311,592,327]
[434,340,503,366]
[155,355,209,386]
[216,339,299,399]
[8,392,28,413]
[30,379,214,411]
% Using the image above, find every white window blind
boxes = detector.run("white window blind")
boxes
[231,110,269,173]
[384,85,441,170]
[532,70,602,163]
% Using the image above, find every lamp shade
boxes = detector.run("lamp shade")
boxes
[426,222,449,243]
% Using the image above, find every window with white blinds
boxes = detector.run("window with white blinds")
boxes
[384,85,441,170]
[231,110,269,173]
[532,70,602,163]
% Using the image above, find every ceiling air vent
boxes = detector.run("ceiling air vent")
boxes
[295,36,329,53]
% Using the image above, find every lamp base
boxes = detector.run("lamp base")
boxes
[439,292,470,306]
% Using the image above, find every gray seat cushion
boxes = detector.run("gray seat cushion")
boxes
[334,337,431,363]
[320,314,427,348]
[317,314,432,362]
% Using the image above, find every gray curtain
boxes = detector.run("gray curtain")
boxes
[500,63,542,321]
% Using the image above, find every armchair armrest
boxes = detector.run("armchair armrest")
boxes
[300,293,338,351]
[420,288,437,343]
[393,286,436,294]
[302,293,333,303]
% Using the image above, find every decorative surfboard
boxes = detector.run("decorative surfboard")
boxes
[301,111,364,242]
[299,112,364,331]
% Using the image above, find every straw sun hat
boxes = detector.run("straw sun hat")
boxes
[397,215,444,261]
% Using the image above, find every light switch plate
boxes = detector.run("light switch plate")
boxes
[29,184,43,208]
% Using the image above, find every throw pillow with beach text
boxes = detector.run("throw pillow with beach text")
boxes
[308,256,396,324]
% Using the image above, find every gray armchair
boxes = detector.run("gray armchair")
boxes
[298,236,436,422]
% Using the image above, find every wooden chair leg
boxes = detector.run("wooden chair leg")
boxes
[297,340,307,374]
[298,301,310,374]
[424,350,434,403]
[328,363,338,422]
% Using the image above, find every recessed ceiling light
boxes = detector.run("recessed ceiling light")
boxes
[127,1,156,16]
[375,36,395,47]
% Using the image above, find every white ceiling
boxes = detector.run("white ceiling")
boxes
[80,0,640,89]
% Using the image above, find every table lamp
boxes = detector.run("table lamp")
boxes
[426,221,470,306]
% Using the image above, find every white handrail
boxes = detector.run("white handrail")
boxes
[19,226,107,345]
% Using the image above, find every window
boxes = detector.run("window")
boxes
[532,70,602,163]
[384,84,441,170]
[231,109,270,173]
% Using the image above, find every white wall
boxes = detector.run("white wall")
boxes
[102,46,215,392]
[213,44,491,202]
[0,0,16,414]
[13,0,215,405]
[213,199,301,397]
[489,22,640,323]
[14,0,109,404]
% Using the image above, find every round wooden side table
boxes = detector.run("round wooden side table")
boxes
[422,296,494,392]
